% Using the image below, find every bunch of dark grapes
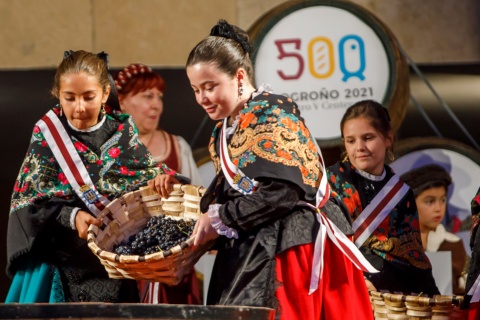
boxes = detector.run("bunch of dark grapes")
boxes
[113,214,195,256]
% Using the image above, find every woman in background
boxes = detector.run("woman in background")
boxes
[115,63,202,305]
[115,63,202,186]
[327,99,439,296]
[401,164,468,295]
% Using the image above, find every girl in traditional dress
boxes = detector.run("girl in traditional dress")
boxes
[6,50,188,303]
[177,19,376,320]
[327,99,439,295]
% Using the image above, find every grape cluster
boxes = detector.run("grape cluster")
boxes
[113,214,195,256]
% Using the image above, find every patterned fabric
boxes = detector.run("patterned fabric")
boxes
[7,105,181,303]
[203,91,366,317]
[464,187,480,309]
[10,106,175,215]
[208,91,321,201]
[50,264,65,302]
[327,160,439,295]
[470,187,480,248]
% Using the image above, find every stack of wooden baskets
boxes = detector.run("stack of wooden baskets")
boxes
[369,291,467,320]
[87,184,213,286]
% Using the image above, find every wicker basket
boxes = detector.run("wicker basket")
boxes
[87,184,214,285]
[369,291,467,320]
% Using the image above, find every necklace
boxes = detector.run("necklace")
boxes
[141,131,155,150]
[156,130,168,159]
[147,130,170,161]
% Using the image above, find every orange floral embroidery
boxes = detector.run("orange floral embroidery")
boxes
[240,113,256,130]
[377,234,387,242]
[276,149,292,160]
[300,166,308,177]
[280,117,299,133]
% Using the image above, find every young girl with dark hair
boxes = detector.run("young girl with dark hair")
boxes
[327,99,439,296]
[176,19,376,320]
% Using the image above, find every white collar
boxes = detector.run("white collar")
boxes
[225,115,239,137]
[67,115,106,133]
[426,223,461,251]
[355,168,386,181]
[252,83,273,98]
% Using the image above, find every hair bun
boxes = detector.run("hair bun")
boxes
[210,19,252,54]
[96,51,110,70]
[210,20,234,38]
[63,50,75,60]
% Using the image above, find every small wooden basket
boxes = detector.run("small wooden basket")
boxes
[87,184,214,285]
[369,291,467,320]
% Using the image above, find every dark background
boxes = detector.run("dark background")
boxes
[0,64,479,300]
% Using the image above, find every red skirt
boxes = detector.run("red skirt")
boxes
[467,301,480,320]
[275,239,374,320]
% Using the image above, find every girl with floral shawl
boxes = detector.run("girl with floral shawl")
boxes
[6,51,187,303]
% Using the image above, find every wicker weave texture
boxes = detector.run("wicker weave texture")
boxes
[87,184,213,285]
[369,291,467,320]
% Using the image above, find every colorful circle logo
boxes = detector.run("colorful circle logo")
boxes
[250,1,408,146]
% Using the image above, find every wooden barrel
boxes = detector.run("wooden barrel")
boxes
[249,0,409,147]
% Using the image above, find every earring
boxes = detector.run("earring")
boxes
[341,151,348,162]
[387,148,395,162]
[237,82,244,101]
[59,105,63,117]
[101,103,106,115]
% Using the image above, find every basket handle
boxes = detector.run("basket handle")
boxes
[137,184,206,197]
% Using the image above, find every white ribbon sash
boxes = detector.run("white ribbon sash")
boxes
[218,117,376,294]
[36,110,110,218]
[468,274,480,303]
[352,174,410,247]
[303,201,379,294]
[219,119,259,195]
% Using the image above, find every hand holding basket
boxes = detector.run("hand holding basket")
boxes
[87,184,215,285]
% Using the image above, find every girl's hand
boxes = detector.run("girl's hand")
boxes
[75,210,103,239]
[148,174,180,198]
[192,213,219,247]
[365,278,377,292]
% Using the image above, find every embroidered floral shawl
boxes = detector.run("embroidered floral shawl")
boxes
[7,106,180,276]
[209,91,321,202]
[327,160,431,270]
